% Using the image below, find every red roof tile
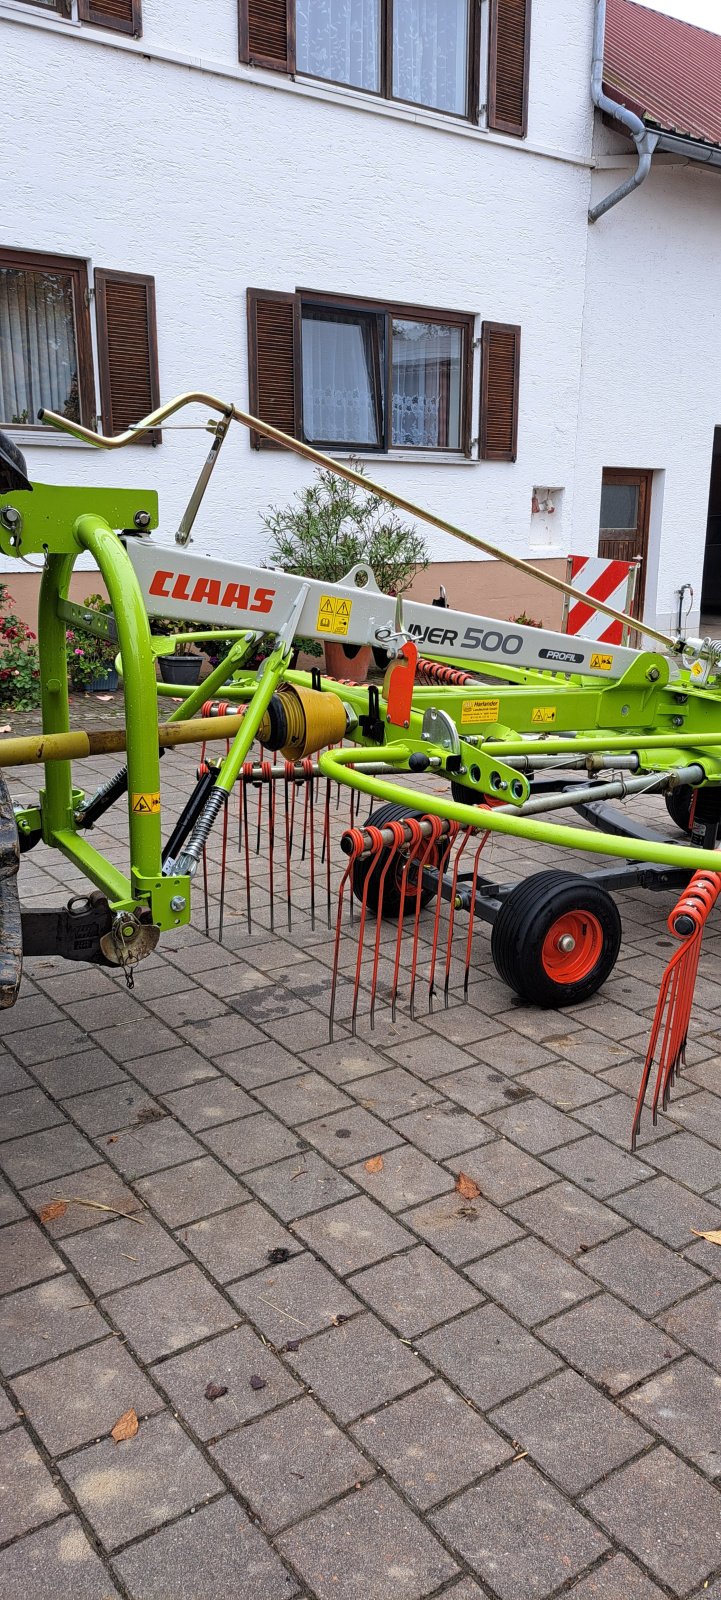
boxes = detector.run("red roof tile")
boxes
[605,0,721,148]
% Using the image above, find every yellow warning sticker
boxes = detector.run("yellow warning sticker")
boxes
[461,698,500,724]
[131,792,161,815]
[316,594,352,637]
[531,706,557,725]
[589,652,614,671]
[691,660,705,678]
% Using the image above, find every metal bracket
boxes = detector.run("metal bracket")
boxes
[421,707,461,757]
[57,598,119,644]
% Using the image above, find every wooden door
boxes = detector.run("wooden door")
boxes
[598,468,651,616]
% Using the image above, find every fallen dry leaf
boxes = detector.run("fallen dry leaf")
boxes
[38,1200,67,1224]
[0,724,11,733]
[455,1171,481,1200]
[204,1383,228,1401]
[111,1409,138,1443]
[691,1228,721,1246]
[364,1155,384,1174]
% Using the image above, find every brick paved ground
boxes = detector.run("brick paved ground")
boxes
[1,700,720,1598]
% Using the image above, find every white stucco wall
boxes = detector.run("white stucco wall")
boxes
[2,0,720,633]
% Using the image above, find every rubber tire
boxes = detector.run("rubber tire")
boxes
[665,785,694,835]
[450,779,485,807]
[351,800,439,919]
[491,869,622,1008]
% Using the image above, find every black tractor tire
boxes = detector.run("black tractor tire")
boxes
[664,785,695,835]
[491,869,621,1008]
[351,800,440,919]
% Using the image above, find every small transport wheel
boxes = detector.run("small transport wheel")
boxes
[491,870,621,1007]
[450,780,486,807]
[352,801,439,919]
[664,785,695,835]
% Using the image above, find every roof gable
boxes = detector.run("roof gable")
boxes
[605,0,721,149]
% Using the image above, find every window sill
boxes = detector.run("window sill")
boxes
[5,429,100,450]
[330,451,480,466]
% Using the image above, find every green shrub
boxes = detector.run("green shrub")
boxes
[0,583,41,711]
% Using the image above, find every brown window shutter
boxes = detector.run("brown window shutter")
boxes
[479,322,521,461]
[95,270,161,444]
[239,0,294,71]
[247,290,298,449]
[488,0,531,137]
[78,0,142,36]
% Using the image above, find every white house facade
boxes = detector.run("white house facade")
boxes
[2,0,720,635]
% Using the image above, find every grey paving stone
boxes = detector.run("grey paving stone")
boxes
[0,1122,98,1189]
[517,1061,614,1110]
[4,1018,87,1064]
[229,1252,361,1344]
[262,1008,348,1050]
[153,1323,299,1438]
[30,1048,128,1099]
[478,1035,559,1076]
[101,1117,203,1179]
[214,1393,373,1531]
[65,993,151,1032]
[583,1445,721,1593]
[387,1036,478,1081]
[177,1013,268,1059]
[62,1214,185,1294]
[403,1190,523,1265]
[544,1134,653,1198]
[60,1410,221,1549]
[423,1005,506,1048]
[483,1096,584,1153]
[12,1337,162,1455]
[243,1150,358,1220]
[659,1281,721,1369]
[24,1163,142,1237]
[113,1493,299,1600]
[579,1228,709,1315]
[0,1086,64,1141]
[102,1263,235,1361]
[347,1143,455,1212]
[0,1425,65,1541]
[0,1274,107,1375]
[185,1200,299,1282]
[255,1070,351,1124]
[0,1174,26,1225]
[0,1056,32,1094]
[574,1091,676,1149]
[0,1388,19,1430]
[625,1355,721,1476]
[127,1045,220,1094]
[431,1460,608,1600]
[685,1234,721,1279]
[557,1030,634,1073]
[352,1379,513,1510]
[161,1077,256,1129]
[349,1067,441,1119]
[508,1181,627,1256]
[202,1110,305,1172]
[278,1478,458,1599]
[418,1303,559,1409]
[440,1583,492,1599]
[610,1174,721,1249]
[292,1195,412,1274]
[665,1089,721,1148]
[285,1312,426,1423]
[62,1081,162,1136]
[135,1155,247,1226]
[350,1244,480,1336]
[445,1139,552,1206]
[0,1517,122,1600]
[300,1105,403,1165]
[644,1130,721,1192]
[391,1104,493,1159]
[93,1018,188,1063]
[564,1554,666,1598]
[0,1217,64,1293]
[148,987,232,1026]
[466,1236,594,1326]
[491,1367,649,1494]
[543,1292,682,1394]
[215,1040,305,1091]
[434,1062,522,1117]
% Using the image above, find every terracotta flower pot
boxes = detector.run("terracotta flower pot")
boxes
[323,640,372,684]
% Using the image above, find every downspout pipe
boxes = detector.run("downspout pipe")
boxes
[589,0,659,222]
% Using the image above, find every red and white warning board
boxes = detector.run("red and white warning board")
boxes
[564,556,640,645]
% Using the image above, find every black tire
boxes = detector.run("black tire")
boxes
[351,801,439,919]
[491,870,621,1008]
[450,779,485,806]
[665,785,694,835]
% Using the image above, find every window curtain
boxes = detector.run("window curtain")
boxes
[296,0,380,90]
[302,313,381,445]
[392,0,468,113]
[0,268,79,426]
[392,320,461,448]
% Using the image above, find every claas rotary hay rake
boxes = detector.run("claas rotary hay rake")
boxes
[2,392,721,1146]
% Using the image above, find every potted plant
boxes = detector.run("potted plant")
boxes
[0,583,41,711]
[150,618,204,686]
[262,467,429,682]
[66,595,120,694]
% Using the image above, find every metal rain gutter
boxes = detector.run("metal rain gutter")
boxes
[589,0,659,223]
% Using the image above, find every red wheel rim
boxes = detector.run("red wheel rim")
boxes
[541,910,604,983]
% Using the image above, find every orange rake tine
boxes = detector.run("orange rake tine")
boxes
[350,826,385,1036]
[329,827,364,1043]
[462,829,491,998]
[283,761,294,931]
[427,825,458,1013]
[443,827,474,1007]
[369,820,406,1030]
[390,818,423,1023]
[408,817,444,1022]
[241,760,253,934]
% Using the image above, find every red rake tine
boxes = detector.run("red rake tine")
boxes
[427,826,457,1014]
[303,758,316,931]
[217,728,231,944]
[462,829,491,998]
[408,817,444,1023]
[443,827,474,1007]
[323,778,333,928]
[329,827,364,1043]
[369,821,406,1030]
[390,819,423,1024]
[351,826,385,1036]
[284,761,294,931]
[242,760,254,935]
[263,759,275,933]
